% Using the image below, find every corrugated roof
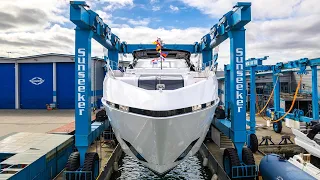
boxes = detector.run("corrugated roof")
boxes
[0,53,105,61]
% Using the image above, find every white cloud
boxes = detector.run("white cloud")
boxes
[178,0,320,67]
[127,18,151,26]
[152,6,161,11]
[150,0,159,4]
[169,5,179,12]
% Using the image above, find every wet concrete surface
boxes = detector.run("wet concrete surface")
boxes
[0,110,75,137]
[206,115,303,165]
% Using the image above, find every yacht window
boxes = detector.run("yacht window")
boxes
[138,76,157,90]
[138,75,184,90]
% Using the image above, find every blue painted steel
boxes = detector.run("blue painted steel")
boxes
[0,63,15,109]
[273,74,280,114]
[260,154,316,180]
[232,164,258,178]
[7,140,73,180]
[213,118,232,138]
[108,49,119,70]
[228,28,247,161]
[208,2,251,49]
[124,44,196,54]
[20,63,53,109]
[223,65,229,115]
[74,28,93,166]
[57,63,75,109]
[265,57,320,123]
[249,66,256,136]
[311,66,319,122]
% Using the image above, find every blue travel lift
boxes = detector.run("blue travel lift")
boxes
[265,58,320,133]
[68,1,255,179]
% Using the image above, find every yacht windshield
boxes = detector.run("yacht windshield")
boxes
[134,49,190,59]
[133,49,191,69]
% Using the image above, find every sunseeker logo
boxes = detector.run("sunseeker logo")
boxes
[29,77,45,85]
[77,48,86,116]
[236,48,244,113]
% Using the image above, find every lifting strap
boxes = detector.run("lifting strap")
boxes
[272,75,303,122]
[255,75,280,115]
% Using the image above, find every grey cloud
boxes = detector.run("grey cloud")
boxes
[0,37,70,49]
[0,22,15,29]
[0,8,48,30]
[53,35,74,44]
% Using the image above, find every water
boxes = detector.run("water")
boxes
[111,153,212,180]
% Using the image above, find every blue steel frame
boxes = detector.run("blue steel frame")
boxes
[70,1,252,166]
[207,2,252,161]
[222,57,272,148]
[268,58,320,124]
[244,57,272,147]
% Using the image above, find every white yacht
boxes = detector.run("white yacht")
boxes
[101,48,219,175]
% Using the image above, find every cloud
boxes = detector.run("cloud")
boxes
[169,5,179,12]
[128,18,151,26]
[152,6,161,11]
[98,0,134,11]
[150,0,159,4]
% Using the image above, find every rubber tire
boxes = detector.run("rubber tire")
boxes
[81,152,99,180]
[65,152,80,180]
[95,109,108,122]
[307,123,320,140]
[242,148,256,179]
[215,108,226,119]
[249,134,258,153]
[273,121,282,133]
[223,148,241,178]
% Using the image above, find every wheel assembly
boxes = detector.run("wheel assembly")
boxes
[223,148,241,178]
[66,152,80,180]
[215,107,226,119]
[81,152,100,180]
[273,121,282,133]
[242,147,256,179]
[248,134,258,153]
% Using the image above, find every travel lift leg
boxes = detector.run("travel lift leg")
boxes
[272,70,282,133]
[245,56,271,152]
[248,65,258,153]
[74,28,93,166]
[311,66,319,122]
[206,2,256,179]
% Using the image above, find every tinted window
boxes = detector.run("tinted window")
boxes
[138,75,184,90]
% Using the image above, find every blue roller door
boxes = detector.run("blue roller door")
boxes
[57,63,75,109]
[20,63,53,109]
[0,63,15,109]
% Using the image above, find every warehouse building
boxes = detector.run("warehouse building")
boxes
[0,53,106,109]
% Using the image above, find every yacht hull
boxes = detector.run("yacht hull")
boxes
[104,102,218,174]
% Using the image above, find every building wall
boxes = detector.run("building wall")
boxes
[218,71,293,108]
[0,54,106,109]
[291,69,320,95]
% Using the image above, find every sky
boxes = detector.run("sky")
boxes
[0,0,319,69]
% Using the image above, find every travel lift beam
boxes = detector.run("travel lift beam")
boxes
[266,57,320,133]
[70,1,253,179]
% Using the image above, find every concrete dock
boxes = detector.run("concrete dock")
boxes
[0,110,75,138]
